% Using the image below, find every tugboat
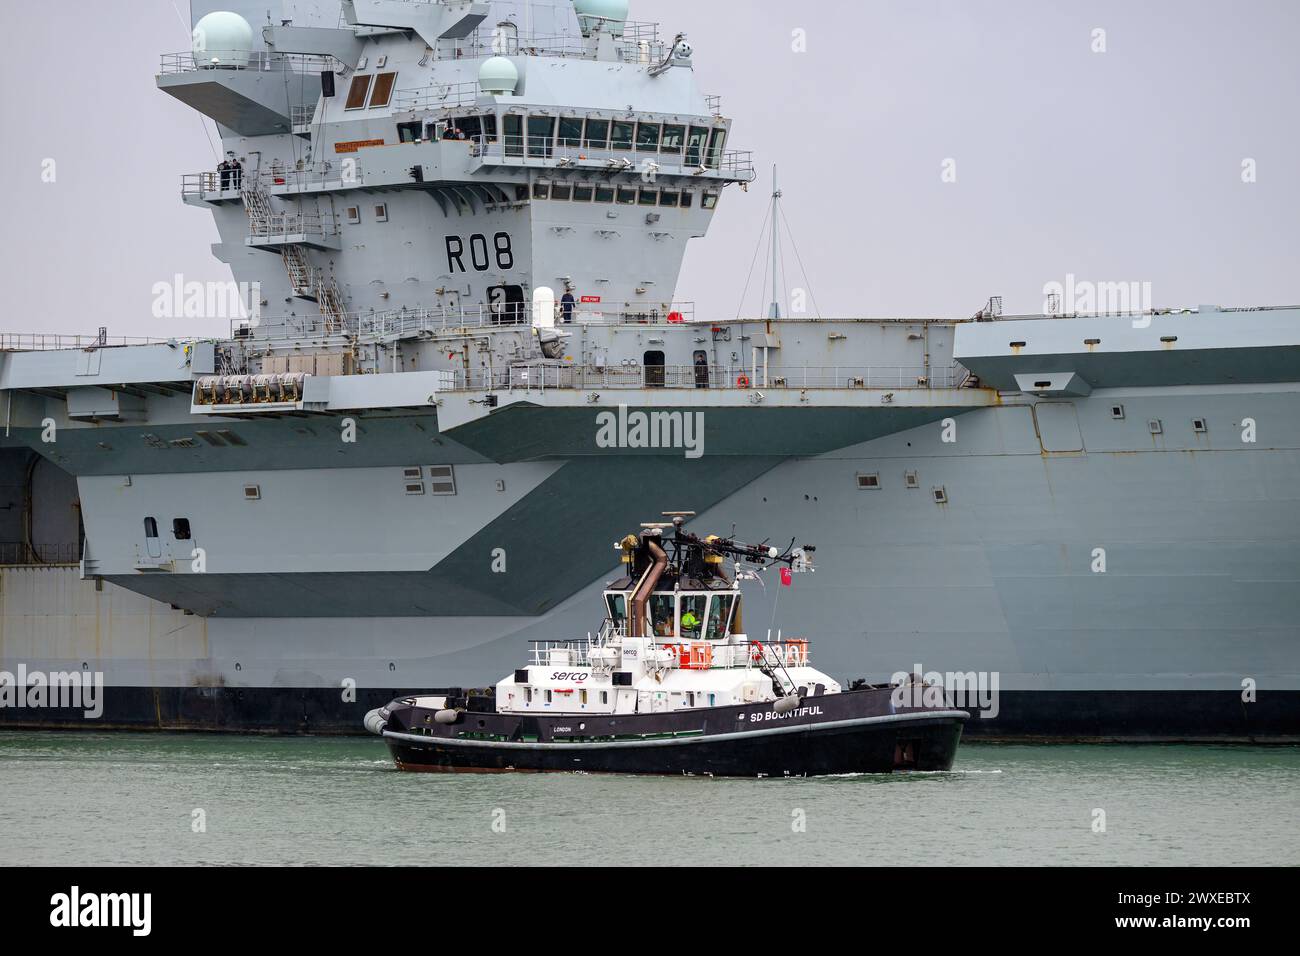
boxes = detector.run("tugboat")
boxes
[366,515,967,776]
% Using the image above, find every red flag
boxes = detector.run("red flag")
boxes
[780,567,792,587]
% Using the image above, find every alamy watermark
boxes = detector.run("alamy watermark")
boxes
[891,664,1000,719]
[151,274,261,321]
[596,404,705,459]
[1043,274,1152,319]
[0,666,104,719]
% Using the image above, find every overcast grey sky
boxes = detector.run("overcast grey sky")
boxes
[1,0,1297,339]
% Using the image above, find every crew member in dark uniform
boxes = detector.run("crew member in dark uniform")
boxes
[560,290,576,324]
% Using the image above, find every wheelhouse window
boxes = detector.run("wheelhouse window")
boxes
[635,121,661,152]
[610,120,635,151]
[558,117,584,149]
[550,182,572,201]
[705,594,736,641]
[680,594,706,639]
[344,74,372,110]
[527,116,556,157]
[679,191,694,209]
[532,181,550,200]
[606,592,627,626]
[368,72,396,108]
[703,193,719,209]
[595,184,615,203]
[616,186,637,205]
[584,118,610,149]
[638,187,657,206]
[397,121,421,143]
[649,593,676,637]
[658,190,680,207]
[573,183,594,202]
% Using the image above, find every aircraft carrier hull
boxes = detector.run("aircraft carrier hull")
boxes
[2,387,1297,741]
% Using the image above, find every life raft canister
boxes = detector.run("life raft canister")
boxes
[737,374,750,388]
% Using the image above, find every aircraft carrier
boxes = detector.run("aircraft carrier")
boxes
[0,0,1296,740]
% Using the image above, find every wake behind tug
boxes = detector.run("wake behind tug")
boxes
[366,516,966,776]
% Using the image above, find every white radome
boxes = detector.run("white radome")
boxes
[192,11,255,68]
[478,56,520,95]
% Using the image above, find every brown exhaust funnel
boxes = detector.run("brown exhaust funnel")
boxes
[628,534,667,638]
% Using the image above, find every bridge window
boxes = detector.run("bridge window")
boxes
[594,185,615,203]
[658,190,680,207]
[610,120,635,151]
[558,117,584,149]
[584,118,610,149]
[706,128,727,167]
[703,193,719,210]
[504,115,523,157]
[635,122,661,152]
[369,72,396,108]
[532,182,550,200]
[397,121,421,143]
[638,187,657,206]
[551,182,572,201]
[616,186,637,205]
[345,74,372,110]
[661,124,684,155]
[685,126,709,166]
[527,116,555,157]
[572,183,594,202]
[679,191,694,209]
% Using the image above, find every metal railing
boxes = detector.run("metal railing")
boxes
[392,82,481,113]
[235,302,697,342]
[184,163,362,200]
[456,363,961,392]
[0,332,168,351]
[433,22,667,63]
[473,135,751,180]
[247,212,337,240]
[525,634,813,671]
[159,51,341,75]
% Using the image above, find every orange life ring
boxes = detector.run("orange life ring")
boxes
[737,374,750,389]
[749,641,765,665]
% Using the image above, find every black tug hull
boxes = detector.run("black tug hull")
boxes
[376,688,967,777]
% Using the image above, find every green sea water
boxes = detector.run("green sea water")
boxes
[1,732,1295,866]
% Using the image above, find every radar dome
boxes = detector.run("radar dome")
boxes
[573,0,629,38]
[192,11,255,68]
[479,56,519,95]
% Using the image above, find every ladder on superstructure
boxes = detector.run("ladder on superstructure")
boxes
[241,180,347,334]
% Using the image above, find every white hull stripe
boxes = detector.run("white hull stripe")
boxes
[382,710,969,751]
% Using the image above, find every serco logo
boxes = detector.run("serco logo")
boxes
[550,672,588,682]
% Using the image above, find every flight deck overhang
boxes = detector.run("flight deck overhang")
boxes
[954,307,1300,391]
[156,69,320,138]
[436,385,1000,462]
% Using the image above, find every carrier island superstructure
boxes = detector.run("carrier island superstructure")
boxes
[0,0,1296,740]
